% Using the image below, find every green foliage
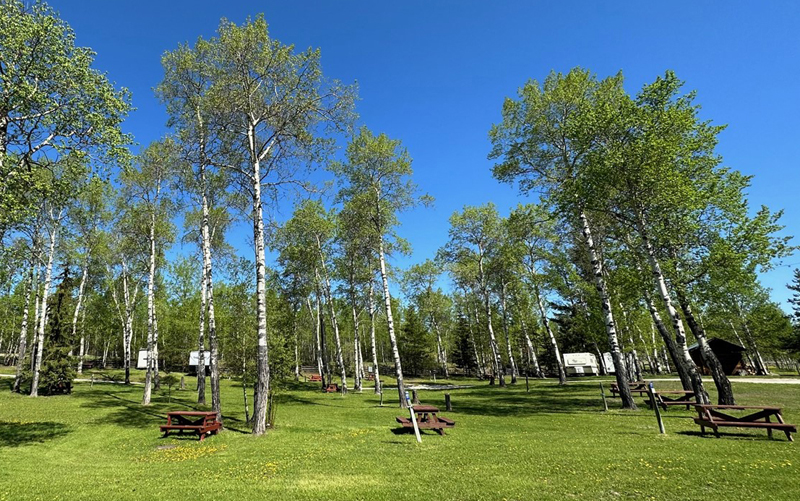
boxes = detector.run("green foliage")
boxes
[0,0,131,236]
[398,306,434,376]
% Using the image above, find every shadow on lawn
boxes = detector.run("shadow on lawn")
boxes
[0,421,70,448]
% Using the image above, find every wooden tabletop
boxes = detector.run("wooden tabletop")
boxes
[166,411,217,416]
[694,404,781,410]
[412,405,440,413]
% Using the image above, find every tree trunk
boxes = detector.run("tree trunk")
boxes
[142,211,157,406]
[201,179,222,423]
[618,305,643,382]
[307,296,325,390]
[676,290,735,405]
[13,264,35,393]
[73,263,88,374]
[367,277,382,394]
[520,317,543,378]
[294,313,300,382]
[535,285,566,384]
[644,289,690,388]
[316,238,347,394]
[197,269,207,404]
[250,136,270,436]
[737,304,769,375]
[578,210,636,409]
[378,236,406,408]
[499,284,518,383]
[468,304,486,378]
[635,215,708,404]
[477,247,505,387]
[352,299,361,392]
[30,215,60,397]
[431,316,449,378]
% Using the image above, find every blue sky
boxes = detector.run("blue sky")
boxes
[49,1,800,308]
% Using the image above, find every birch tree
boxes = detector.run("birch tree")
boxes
[119,140,176,405]
[195,16,355,434]
[441,204,507,386]
[332,127,430,408]
[0,0,130,240]
[490,69,637,408]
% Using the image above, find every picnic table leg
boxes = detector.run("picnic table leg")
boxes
[785,430,794,442]
[766,416,773,440]
[699,425,705,436]
[713,426,720,438]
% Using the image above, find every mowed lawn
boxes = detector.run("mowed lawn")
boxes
[1,370,799,501]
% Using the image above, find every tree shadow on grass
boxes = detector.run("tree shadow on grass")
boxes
[0,421,70,448]
[676,429,793,442]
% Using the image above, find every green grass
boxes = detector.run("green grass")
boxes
[1,370,799,500]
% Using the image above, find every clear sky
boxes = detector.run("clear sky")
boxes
[48,1,800,308]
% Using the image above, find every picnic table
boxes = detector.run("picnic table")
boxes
[693,404,796,441]
[645,390,697,411]
[309,374,323,382]
[610,381,649,398]
[325,383,340,393]
[396,405,455,436]
[160,411,221,441]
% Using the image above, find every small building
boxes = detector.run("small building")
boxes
[688,338,745,376]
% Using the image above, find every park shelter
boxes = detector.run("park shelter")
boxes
[688,338,746,375]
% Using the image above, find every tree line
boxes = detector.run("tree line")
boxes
[1,1,797,436]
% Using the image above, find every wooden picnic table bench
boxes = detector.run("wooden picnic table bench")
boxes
[610,381,650,398]
[693,404,796,442]
[395,405,456,436]
[160,411,221,441]
[309,374,323,382]
[645,390,697,411]
[325,383,340,393]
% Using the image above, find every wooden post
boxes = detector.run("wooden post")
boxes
[647,382,665,434]
[599,382,608,412]
[525,373,530,393]
[180,376,185,390]
[379,391,383,407]
[91,374,94,388]
[445,393,452,411]
[412,389,420,404]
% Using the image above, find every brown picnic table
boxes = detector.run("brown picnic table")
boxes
[160,411,221,441]
[396,405,455,436]
[309,374,323,382]
[610,381,650,398]
[645,390,697,411]
[694,404,797,442]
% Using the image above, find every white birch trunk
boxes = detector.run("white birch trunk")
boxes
[352,300,362,392]
[200,171,222,422]
[197,269,207,404]
[13,264,35,392]
[519,317,543,378]
[535,285,566,384]
[74,263,88,374]
[30,213,60,397]
[250,126,270,435]
[142,211,157,406]
[477,246,505,386]
[316,237,347,394]
[499,284,517,383]
[635,215,708,403]
[367,277,381,394]
[378,236,406,407]
[578,210,636,409]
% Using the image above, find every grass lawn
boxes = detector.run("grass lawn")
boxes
[1,369,799,500]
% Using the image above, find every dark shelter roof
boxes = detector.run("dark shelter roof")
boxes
[688,337,746,375]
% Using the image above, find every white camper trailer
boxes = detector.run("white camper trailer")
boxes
[189,351,211,367]
[136,349,149,369]
[562,352,599,376]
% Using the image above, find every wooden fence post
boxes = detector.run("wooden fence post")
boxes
[412,389,420,404]
[445,393,452,411]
